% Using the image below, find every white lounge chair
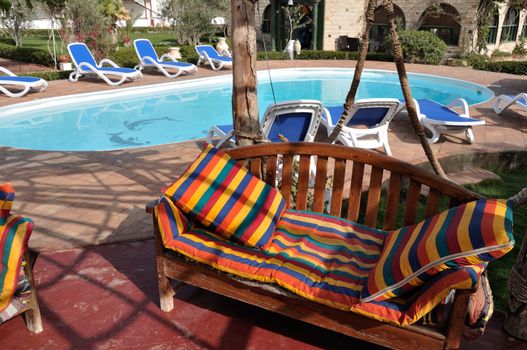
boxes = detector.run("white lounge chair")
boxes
[68,43,142,86]
[207,100,323,148]
[0,66,47,98]
[412,98,485,144]
[195,45,232,71]
[322,98,403,156]
[133,39,197,78]
[493,93,527,115]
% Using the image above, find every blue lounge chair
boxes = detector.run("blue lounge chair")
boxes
[0,66,47,98]
[412,98,485,144]
[68,43,142,86]
[207,100,323,147]
[493,93,527,115]
[133,39,197,78]
[195,45,232,71]
[322,98,403,156]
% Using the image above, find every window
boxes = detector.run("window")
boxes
[500,8,519,42]
[369,5,406,52]
[522,17,527,38]
[419,4,461,46]
[261,5,272,34]
[486,14,499,44]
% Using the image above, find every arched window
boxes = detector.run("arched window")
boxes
[369,4,406,52]
[501,8,519,42]
[419,4,461,46]
[486,14,499,44]
[261,5,272,34]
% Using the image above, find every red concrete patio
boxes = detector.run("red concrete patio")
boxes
[0,60,526,349]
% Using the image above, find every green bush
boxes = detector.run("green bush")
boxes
[491,49,512,58]
[384,30,446,65]
[0,43,54,66]
[462,52,489,67]
[27,70,73,81]
[472,60,527,75]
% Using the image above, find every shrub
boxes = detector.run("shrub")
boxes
[384,30,446,65]
[0,43,54,66]
[27,70,73,81]
[472,60,527,75]
[512,38,527,55]
[491,49,512,58]
[462,52,489,67]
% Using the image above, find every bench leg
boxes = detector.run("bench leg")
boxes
[23,251,43,333]
[444,289,472,349]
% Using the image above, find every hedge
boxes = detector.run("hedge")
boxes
[0,43,54,67]
[472,60,527,75]
[384,30,446,65]
[27,70,73,80]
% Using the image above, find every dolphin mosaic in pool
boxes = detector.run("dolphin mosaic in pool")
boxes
[0,68,493,151]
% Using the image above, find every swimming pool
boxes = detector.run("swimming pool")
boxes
[0,68,493,151]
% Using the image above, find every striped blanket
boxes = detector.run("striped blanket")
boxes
[156,203,484,325]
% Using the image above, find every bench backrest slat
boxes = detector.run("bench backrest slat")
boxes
[365,166,383,227]
[383,172,402,230]
[226,142,480,229]
[312,156,328,213]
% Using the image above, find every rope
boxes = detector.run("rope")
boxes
[508,187,527,209]
[231,130,269,143]
[255,1,277,107]
[508,266,527,303]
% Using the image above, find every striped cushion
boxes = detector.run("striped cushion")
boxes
[361,199,515,302]
[164,143,286,249]
[155,206,487,325]
[0,189,33,313]
[0,184,14,218]
[154,196,191,247]
[353,263,486,326]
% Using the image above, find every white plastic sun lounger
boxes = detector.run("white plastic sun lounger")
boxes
[493,93,527,115]
[413,98,485,144]
[195,45,232,71]
[68,43,142,86]
[0,66,48,98]
[322,98,403,156]
[133,39,197,78]
[207,100,323,148]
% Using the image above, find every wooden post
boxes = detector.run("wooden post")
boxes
[232,0,260,147]
[505,187,527,340]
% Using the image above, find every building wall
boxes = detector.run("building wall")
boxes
[485,4,527,54]
[322,0,367,50]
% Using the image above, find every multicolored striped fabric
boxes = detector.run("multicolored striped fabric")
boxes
[352,263,486,326]
[164,143,286,249]
[154,196,191,247]
[0,187,33,313]
[361,199,514,303]
[0,184,15,218]
[155,205,487,325]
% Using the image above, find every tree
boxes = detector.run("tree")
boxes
[162,0,216,45]
[0,0,33,47]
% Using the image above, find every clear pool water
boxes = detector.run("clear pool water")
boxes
[0,68,493,151]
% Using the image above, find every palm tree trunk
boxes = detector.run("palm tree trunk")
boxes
[326,0,377,144]
[384,0,446,178]
[231,0,260,147]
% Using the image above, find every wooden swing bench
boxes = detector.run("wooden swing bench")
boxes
[146,142,506,350]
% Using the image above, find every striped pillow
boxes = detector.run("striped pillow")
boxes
[361,199,515,302]
[164,143,286,249]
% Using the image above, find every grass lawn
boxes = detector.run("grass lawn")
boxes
[465,169,527,311]
[20,31,179,51]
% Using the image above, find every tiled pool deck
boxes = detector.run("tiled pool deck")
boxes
[0,60,526,349]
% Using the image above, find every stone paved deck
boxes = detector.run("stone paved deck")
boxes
[0,60,526,251]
